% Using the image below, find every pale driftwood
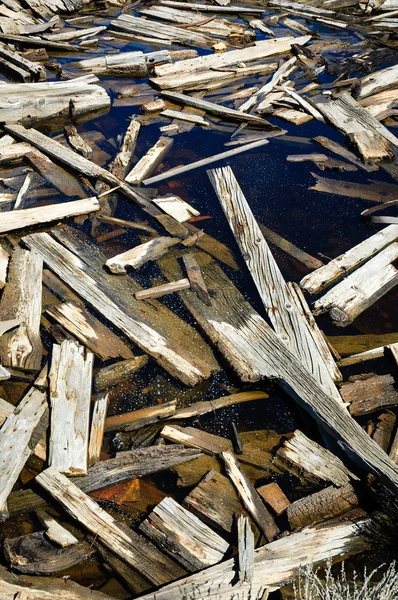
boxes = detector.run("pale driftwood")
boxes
[135,278,190,300]
[0,387,47,520]
[159,0,263,13]
[137,517,370,599]
[13,172,33,211]
[35,508,79,547]
[45,26,106,42]
[161,91,275,128]
[241,57,298,113]
[88,393,108,466]
[143,138,271,186]
[301,225,398,295]
[0,247,42,371]
[76,50,170,77]
[109,119,141,181]
[140,496,229,571]
[9,445,202,515]
[105,400,177,433]
[142,99,166,113]
[221,451,279,542]
[183,253,211,305]
[208,166,342,401]
[237,513,254,584]
[0,42,46,82]
[313,243,398,326]
[125,136,174,185]
[275,430,358,487]
[309,172,398,203]
[106,237,180,273]
[64,125,92,159]
[49,340,93,476]
[36,467,183,586]
[286,484,359,530]
[161,109,209,127]
[341,374,398,417]
[24,229,218,387]
[256,483,290,516]
[351,129,394,163]
[0,142,34,162]
[153,194,200,223]
[313,135,378,172]
[94,356,148,392]
[45,301,135,361]
[183,470,245,533]
[338,346,385,367]
[0,197,99,234]
[359,63,398,99]
[98,215,156,235]
[161,424,233,454]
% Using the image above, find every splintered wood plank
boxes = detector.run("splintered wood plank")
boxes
[135,279,190,300]
[125,136,173,185]
[106,237,180,273]
[36,467,185,586]
[0,197,99,234]
[300,225,398,295]
[23,228,218,387]
[0,387,47,520]
[48,340,93,476]
[237,513,254,584]
[94,356,148,392]
[208,166,342,400]
[221,451,279,542]
[0,246,42,371]
[286,484,358,530]
[139,496,229,571]
[341,374,398,417]
[88,393,108,466]
[109,119,140,181]
[46,301,135,361]
[36,508,78,547]
[137,517,370,599]
[259,224,323,271]
[105,400,177,433]
[183,254,211,305]
[153,194,200,223]
[161,424,233,454]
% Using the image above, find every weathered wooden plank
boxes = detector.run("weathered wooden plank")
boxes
[237,513,254,584]
[135,278,190,300]
[35,508,79,547]
[286,484,358,529]
[106,237,180,273]
[256,483,290,516]
[341,374,398,417]
[125,136,174,185]
[94,356,148,392]
[88,393,108,466]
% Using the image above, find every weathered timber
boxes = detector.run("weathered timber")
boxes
[256,483,290,516]
[221,451,279,541]
[0,42,46,81]
[300,225,398,295]
[242,57,298,113]
[341,374,398,417]
[92,541,152,595]
[48,340,93,476]
[329,333,398,355]
[8,445,202,515]
[162,424,233,454]
[237,513,254,584]
[373,411,396,453]
[64,125,93,159]
[359,63,398,98]
[35,507,79,547]
[26,149,88,198]
[106,237,180,273]
[45,301,134,361]
[105,400,177,433]
[286,484,359,529]
[36,467,184,586]
[139,496,229,571]
[153,194,200,223]
[94,356,148,392]
[0,387,47,520]
[76,50,169,77]
[183,254,211,305]
[137,517,370,599]
[125,136,174,185]
[23,229,219,387]
[183,470,246,532]
[161,109,209,127]
[109,119,141,181]
[313,135,378,172]
[0,246,42,371]
[313,243,398,326]
[135,278,190,300]
[208,166,342,401]
[4,532,94,575]
[259,223,323,270]
[348,130,393,162]
[88,393,108,466]
[0,197,99,234]
[309,173,398,203]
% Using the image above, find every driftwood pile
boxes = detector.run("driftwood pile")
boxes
[1,0,398,598]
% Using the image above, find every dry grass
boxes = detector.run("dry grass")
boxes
[293,561,398,600]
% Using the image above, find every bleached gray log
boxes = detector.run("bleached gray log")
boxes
[0,394,46,460]
[44,26,106,42]
[153,36,311,78]
[240,57,298,113]
[208,166,342,401]
[275,430,358,487]
[88,393,108,466]
[135,278,190,300]
[35,508,79,547]
[161,91,274,127]
[301,225,398,295]
[106,237,180,273]
[143,138,271,186]
[0,247,42,371]
[24,230,218,387]
[36,467,183,586]
[359,63,398,99]
[313,242,398,326]
[139,496,229,571]
[237,513,254,584]
[137,517,370,599]
[0,387,47,520]
[316,92,398,148]
[153,194,200,223]
[49,340,93,476]
[221,451,279,541]
[125,136,173,185]
[0,197,99,234]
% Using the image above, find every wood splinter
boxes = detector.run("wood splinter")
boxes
[135,278,190,300]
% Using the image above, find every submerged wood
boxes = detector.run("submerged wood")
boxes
[0,387,47,520]
[37,467,185,586]
[313,135,379,172]
[64,125,92,159]
[94,356,148,392]
[0,42,46,82]
[301,225,398,295]
[26,148,88,198]
[139,496,229,571]
[106,236,180,273]
[286,484,359,529]
[0,246,42,371]
[183,253,211,305]
[0,197,99,234]
[135,278,190,300]
[49,340,93,476]
[24,230,218,387]
[105,400,177,433]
